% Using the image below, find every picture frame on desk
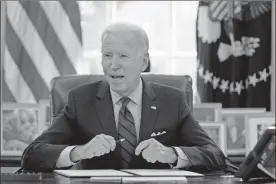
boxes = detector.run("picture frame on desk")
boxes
[245,113,275,156]
[38,99,51,133]
[221,108,266,156]
[193,103,222,122]
[1,103,41,157]
[199,122,226,154]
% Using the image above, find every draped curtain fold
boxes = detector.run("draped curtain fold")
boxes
[271,1,275,111]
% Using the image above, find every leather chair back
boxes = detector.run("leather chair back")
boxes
[50,74,193,117]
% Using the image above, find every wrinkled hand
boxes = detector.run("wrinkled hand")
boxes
[71,134,116,161]
[135,138,177,164]
[84,134,116,158]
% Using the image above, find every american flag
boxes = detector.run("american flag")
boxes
[2,1,83,103]
[196,1,272,110]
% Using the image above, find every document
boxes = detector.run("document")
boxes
[122,176,188,183]
[122,169,204,177]
[54,169,133,178]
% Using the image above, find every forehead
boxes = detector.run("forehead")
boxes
[101,31,142,52]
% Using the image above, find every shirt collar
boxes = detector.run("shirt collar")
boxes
[110,78,143,106]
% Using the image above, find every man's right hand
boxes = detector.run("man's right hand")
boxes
[70,134,116,162]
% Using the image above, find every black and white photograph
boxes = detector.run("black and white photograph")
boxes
[1,103,41,156]
[199,122,226,154]
[221,108,266,155]
[193,103,222,122]
[245,113,275,155]
[0,0,275,182]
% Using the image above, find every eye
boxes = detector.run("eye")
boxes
[120,54,128,59]
[103,53,112,59]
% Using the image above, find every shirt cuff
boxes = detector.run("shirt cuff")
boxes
[56,146,78,168]
[170,147,190,169]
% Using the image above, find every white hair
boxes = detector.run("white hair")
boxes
[101,22,149,53]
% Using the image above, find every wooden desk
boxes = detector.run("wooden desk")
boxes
[1,172,275,184]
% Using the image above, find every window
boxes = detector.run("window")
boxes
[79,1,199,102]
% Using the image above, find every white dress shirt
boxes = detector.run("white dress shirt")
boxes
[56,78,189,168]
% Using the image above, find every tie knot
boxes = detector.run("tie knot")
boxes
[121,97,131,108]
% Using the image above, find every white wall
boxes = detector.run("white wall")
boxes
[271,1,275,112]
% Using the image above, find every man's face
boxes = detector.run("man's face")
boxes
[101,31,148,96]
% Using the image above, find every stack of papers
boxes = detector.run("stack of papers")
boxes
[54,169,203,183]
[122,169,204,177]
[122,176,188,183]
[54,169,133,178]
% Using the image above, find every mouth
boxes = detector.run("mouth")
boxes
[110,75,124,80]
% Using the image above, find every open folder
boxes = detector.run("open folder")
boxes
[54,169,133,178]
[122,169,204,177]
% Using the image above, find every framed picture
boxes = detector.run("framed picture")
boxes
[199,122,226,154]
[193,103,222,122]
[245,113,275,155]
[221,108,266,155]
[1,103,41,156]
[39,99,51,133]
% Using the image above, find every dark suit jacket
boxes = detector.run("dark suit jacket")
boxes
[21,79,227,173]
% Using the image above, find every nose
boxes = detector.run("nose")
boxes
[110,55,120,70]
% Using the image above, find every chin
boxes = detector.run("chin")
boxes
[110,84,127,95]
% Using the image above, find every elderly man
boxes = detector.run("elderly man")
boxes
[21,23,226,172]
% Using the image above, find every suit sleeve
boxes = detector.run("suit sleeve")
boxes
[21,90,78,171]
[177,92,227,173]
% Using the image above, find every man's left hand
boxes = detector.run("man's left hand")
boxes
[135,138,177,164]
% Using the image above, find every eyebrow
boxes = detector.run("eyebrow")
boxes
[102,49,132,56]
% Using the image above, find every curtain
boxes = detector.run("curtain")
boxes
[271,1,275,111]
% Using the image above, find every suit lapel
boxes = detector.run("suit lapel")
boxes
[95,81,118,140]
[139,80,159,143]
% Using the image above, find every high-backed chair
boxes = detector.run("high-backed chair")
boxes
[50,74,193,117]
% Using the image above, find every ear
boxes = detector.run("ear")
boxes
[141,53,150,72]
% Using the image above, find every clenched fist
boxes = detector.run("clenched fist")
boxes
[70,134,116,162]
[135,138,177,164]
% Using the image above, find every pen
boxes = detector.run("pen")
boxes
[116,138,125,143]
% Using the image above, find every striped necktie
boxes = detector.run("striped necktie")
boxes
[118,97,137,168]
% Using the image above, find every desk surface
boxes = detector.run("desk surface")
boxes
[1,172,275,184]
